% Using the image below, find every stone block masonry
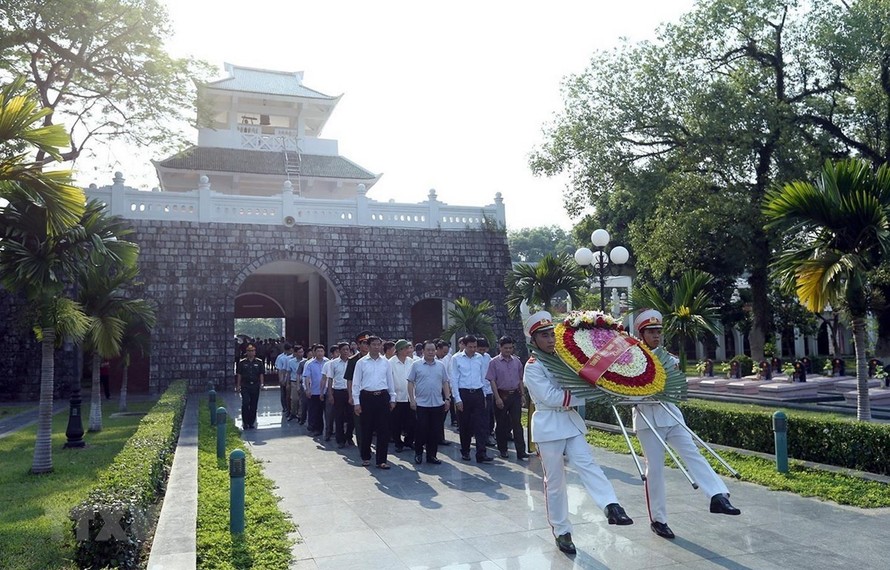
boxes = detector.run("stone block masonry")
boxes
[127,220,523,394]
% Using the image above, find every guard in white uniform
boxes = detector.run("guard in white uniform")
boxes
[632,309,741,540]
[523,311,633,555]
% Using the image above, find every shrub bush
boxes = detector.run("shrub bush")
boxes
[585,399,890,475]
[70,381,187,569]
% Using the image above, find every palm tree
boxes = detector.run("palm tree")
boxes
[764,159,890,422]
[633,270,722,371]
[0,76,84,234]
[0,199,137,472]
[441,297,496,346]
[505,253,586,319]
[77,261,154,431]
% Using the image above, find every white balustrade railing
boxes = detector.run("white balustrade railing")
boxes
[85,173,506,230]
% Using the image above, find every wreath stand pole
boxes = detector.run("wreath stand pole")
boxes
[610,404,646,481]
[657,402,741,479]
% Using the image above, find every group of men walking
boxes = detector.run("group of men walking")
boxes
[235,308,742,557]
[238,330,529,471]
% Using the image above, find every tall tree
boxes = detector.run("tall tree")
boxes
[0,0,209,165]
[530,0,850,360]
[0,199,135,472]
[0,76,90,474]
[77,259,153,431]
[633,270,722,371]
[507,225,576,262]
[764,158,890,421]
[504,253,586,319]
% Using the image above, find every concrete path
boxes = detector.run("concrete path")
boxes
[0,400,68,439]
[221,389,888,569]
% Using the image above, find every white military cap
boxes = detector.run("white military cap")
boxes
[634,309,663,334]
[525,310,555,337]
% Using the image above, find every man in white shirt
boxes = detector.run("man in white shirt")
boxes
[275,343,294,416]
[389,339,416,452]
[323,342,353,448]
[450,334,493,463]
[352,336,397,469]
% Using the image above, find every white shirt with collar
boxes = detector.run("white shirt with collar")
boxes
[352,354,396,403]
[389,354,413,402]
[449,350,486,403]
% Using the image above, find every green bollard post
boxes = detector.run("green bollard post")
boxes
[230,449,246,534]
[772,410,788,473]
[208,389,217,425]
[216,407,227,459]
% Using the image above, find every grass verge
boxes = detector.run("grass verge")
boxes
[0,399,157,570]
[585,428,890,508]
[0,404,35,419]
[196,400,295,570]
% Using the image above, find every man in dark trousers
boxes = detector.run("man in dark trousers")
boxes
[344,331,372,447]
[352,336,396,469]
[235,344,264,429]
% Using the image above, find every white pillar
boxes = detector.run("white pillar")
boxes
[794,328,805,358]
[427,189,440,229]
[308,273,320,343]
[110,172,128,217]
[715,328,726,361]
[493,192,505,228]
[695,340,705,361]
[198,176,212,222]
[356,184,369,224]
[734,328,745,357]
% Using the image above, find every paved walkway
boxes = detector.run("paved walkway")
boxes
[221,389,888,569]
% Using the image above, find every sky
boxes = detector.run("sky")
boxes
[77,0,695,231]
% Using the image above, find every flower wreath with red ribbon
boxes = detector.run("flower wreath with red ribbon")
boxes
[529,310,687,404]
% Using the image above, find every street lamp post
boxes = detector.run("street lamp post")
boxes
[574,229,629,313]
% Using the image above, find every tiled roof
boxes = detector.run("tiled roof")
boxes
[204,64,336,100]
[156,147,376,180]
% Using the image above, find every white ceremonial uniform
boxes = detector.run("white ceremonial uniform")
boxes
[524,351,620,537]
[633,356,729,525]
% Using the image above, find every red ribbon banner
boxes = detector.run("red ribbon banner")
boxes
[578,334,640,387]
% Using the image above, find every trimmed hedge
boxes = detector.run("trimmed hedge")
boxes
[585,399,890,475]
[70,381,187,569]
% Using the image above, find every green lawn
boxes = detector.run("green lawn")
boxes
[196,400,295,570]
[0,400,156,570]
[0,404,36,419]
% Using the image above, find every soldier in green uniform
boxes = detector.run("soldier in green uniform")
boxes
[236,344,265,429]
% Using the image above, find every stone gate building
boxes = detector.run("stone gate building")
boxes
[0,63,521,396]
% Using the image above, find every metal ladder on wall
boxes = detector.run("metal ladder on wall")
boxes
[283,139,302,196]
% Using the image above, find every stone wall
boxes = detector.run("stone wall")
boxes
[126,220,523,393]
[0,287,80,401]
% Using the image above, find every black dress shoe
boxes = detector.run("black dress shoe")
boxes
[499,451,509,459]
[555,532,576,554]
[415,454,423,465]
[650,521,675,539]
[427,457,442,465]
[710,494,741,515]
[604,503,633,525]
[461,452,471,461]
[439,440,451,446]
[516,453,529,460]
[476,455,493,463]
